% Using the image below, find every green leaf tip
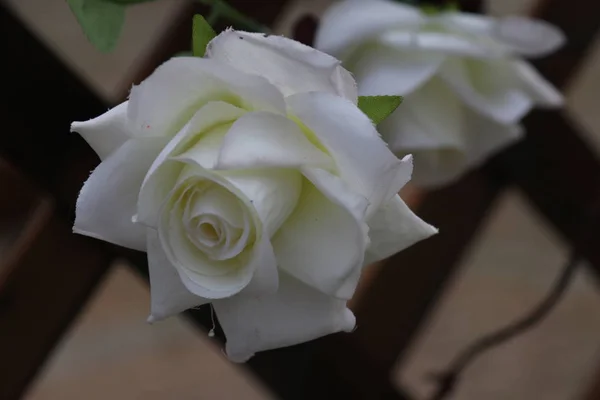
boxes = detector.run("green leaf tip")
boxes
[358,95,403,125]
[193,14,217,57]
[67,0,126,53]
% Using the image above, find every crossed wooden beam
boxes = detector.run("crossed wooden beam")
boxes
[0,0,598,399]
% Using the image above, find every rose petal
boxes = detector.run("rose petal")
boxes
[286,92,405,216]
[128,57,284,139]
[183,184,249,261]
[439,58,533,124]
[207,30,357,103]
[273,170,367,299]
[510,60,563,107]
[378,30,504,59]
[217,111,332,170]
[349,45,444,96]
[464,107,523,167]
[378,78,468,188]
[315,0,423,59]
[379,78,465,152]
[156,162,286,299]
[365,195,437,265]
[439,13,565,57]
[71,102,131,160]
[437,12,512,56]
[74,138,167,251]
[213,272,355,362]
[159,181,279,299]
[332,193,438,299]
[146,229,208,322]
[494,16,566,58]
[137,101,245,227]
[239,235,279,298]
[218,169,303,238]
[179,147,303,238]
[438,12,496,36]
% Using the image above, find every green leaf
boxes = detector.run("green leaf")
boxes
[358,95,403,125]
[198,0,268,33]
[66,0,125,53]
[192,14,217,57]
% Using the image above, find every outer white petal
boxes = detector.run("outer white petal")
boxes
[493,16,566,58]
[436,11,513,56]
[128,57,284,139]
[464,108,524,167]
[380,78,465,153]
[350,45,443,96]
[146,229,208,322]
[405,108,522,188]
[213,272,355,362]
[207,30,357,103]
[74,138,167,251]
[510,60,564,107]
[217,112,332,170]
[71,102,131,160]
[439,13,565,58]
[315,0,423,59]
[365,195,437,265]
[378,78,468,188]
[137,101,245,227]
[272,170,368,299]
[438,11,496,36]
[439,58,534,125]
[378,30,504,59]
[287,92,405,216]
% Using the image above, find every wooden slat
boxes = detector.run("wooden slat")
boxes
[491,111,600,281]
[0,160,42,293]
[584,363,600,400]
[489,0,600,280]
[0,161,115,400]
[0,211,114,400]
[353,171,504,371]
[457,0,485,13]
[531,0,600,90]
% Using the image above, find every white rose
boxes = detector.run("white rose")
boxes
[72,30,436,361]
[316,0,565,187]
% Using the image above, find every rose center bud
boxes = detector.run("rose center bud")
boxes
[180,184,252,263]
[198,222,219,242]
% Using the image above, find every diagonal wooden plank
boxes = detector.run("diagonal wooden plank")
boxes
[0,160,116,400]
[489,0,600,280]
[531,0,600,90]
[352,171,504,371]
[490,111,600,281]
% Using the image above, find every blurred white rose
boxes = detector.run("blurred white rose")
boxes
[316,0,565,187]
[72,30,436,361]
